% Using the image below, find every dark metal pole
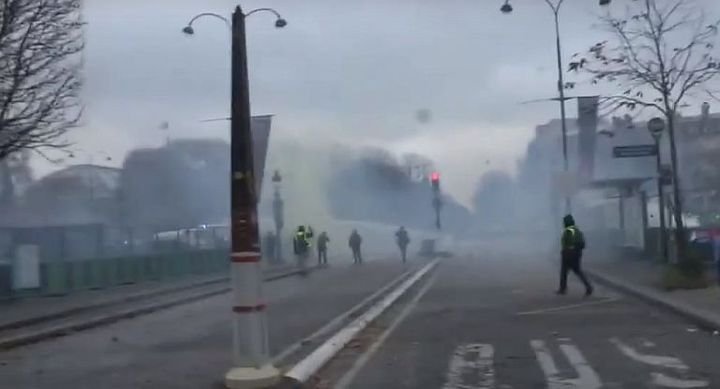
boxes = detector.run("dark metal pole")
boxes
[273,191,284,263]
[666,114,686,260]
[226,5,277,384]
[553,10,571,214]
[655,140,669,263]
[432,193,442,230]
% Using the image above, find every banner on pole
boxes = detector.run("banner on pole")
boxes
[577,96,599,182]
[251,115,273,201]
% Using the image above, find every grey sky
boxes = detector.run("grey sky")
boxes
[40,0,720,205]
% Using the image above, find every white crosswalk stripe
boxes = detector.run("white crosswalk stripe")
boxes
[530,339,602,389]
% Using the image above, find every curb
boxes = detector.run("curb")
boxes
[0,265,310,349]
[586,267,720,331]
[282,258,440,384]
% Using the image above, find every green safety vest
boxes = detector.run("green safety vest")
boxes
[563,226,585,250]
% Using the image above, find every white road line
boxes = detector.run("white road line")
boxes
[559,340,602,389]
[530,340,564,389]
[285,259,439,383]
[517,298,619,316]
[334,273,437,389]
[610,338,688,370]
[442,344,496,389]
[270,266,414,365]
[651,372,709,388]
[530,339,602,389]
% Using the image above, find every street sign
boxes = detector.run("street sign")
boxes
[613,144,657,158]
[648,117,665,136]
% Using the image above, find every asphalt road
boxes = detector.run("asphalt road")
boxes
[0,258,410,389]
[328,250,720,389]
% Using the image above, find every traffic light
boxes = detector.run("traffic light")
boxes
[430,172,440,191]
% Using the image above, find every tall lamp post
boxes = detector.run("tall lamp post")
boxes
[272,170,284,263]
[500,0,612,214]
[182,6,286,389]
[648,117,669,263]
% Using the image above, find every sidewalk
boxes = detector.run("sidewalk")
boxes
[0,263,297,332]
[587,257,720,330]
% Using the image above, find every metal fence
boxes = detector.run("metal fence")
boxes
[1,249,229,299]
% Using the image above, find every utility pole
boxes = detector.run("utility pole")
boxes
[226,6,278,388]
[431,172,442,230]
[648,117,669,263]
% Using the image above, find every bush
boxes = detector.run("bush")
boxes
[661,265,709,291]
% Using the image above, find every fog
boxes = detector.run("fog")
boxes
[5,0,720,262]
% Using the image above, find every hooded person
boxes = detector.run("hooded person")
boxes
[395,226,410,263]
[557,214,593,296]
[349,229,363,264]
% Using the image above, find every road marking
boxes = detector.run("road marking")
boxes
[442,344,496,389]
[270,266,415,364]
[517,298,619,316]
[642,339,656,348]
[530,339,601,389]
[610,338,688,370]
[611,338,708,388]
[651,373,709,388]
[334,273,437,389]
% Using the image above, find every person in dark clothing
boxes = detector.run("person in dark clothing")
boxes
[395,226,410,263]
[349,229,363,264]
[317,231,330,267]
[557,214,593,296]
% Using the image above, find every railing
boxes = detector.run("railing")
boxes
[3,249,229,299]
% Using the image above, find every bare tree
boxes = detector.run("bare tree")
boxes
[570,0,720,263]
[0,0,83,161]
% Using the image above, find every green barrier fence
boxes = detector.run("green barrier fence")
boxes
[34,249,229,298]
[45,261,69,296]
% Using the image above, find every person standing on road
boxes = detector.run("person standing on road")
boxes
[317,231,330,267]
[395,226,410,263]
[349,229,363,264]
[293,225,311,275]
[557,214,593,296]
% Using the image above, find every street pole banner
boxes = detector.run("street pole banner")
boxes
[577,96,599,183]
[251,115,272,201]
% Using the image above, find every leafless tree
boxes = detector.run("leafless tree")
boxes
[0,0,83,161]
[570,0,720,263]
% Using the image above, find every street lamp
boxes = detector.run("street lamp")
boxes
[500,0,612,214]
[648,117,669,264]
[182,5,286,389]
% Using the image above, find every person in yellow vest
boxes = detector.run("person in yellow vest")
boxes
[557,214,593,296]
[293,226,312,274]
